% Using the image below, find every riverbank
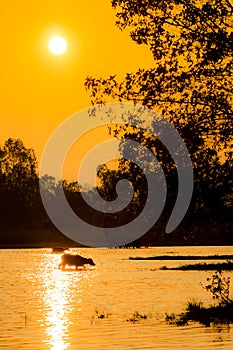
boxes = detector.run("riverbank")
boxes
[129,254,233,260]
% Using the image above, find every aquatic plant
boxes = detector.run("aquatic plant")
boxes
[126,311,148,323]
[205,270,232,306]
[94,307,111,319]
[166,271,233,327]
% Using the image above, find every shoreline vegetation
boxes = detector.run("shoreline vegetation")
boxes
[166,301,233,327]
[159,261,233,271]
[166,271,233,327]
[0,138,232,248]
[129,255,233,260]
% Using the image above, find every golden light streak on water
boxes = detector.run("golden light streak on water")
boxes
[37,254,85,349]
[1,247,233,349]
[42,267,72,349]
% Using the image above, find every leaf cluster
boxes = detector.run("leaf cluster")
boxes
[85,0,233,214]
[205,270,232,306]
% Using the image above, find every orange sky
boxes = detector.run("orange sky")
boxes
[0,0,154,181]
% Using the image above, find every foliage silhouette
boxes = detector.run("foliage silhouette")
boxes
[159,261,233,270]
[0,138,80,246]
[85,0,233,240]
[205,270,232,306]
[166,271,233,327]
[0,138,38,229]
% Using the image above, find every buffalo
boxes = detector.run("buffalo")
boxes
[59,254,95,270]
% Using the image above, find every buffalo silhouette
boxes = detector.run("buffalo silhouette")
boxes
[59,254,95,270]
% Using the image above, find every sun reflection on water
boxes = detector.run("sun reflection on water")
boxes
[36,254,91,350]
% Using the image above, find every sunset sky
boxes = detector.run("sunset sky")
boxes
[0,0,154,181]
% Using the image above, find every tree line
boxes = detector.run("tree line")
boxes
[0,135,232,246]
[0,1,232,246]
[0,138,81,246]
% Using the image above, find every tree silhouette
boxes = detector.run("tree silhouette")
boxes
[0,139,83,246]
[0,138,38,228]
[85,0,233,220]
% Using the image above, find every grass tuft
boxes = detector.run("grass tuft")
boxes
[126,311,148,323]
[166,271,233,327]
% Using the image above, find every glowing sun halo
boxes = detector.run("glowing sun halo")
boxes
[48,36,67,55]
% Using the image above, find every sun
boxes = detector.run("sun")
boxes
[48,36,67,55]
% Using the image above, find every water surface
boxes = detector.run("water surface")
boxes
[1,246,233,349]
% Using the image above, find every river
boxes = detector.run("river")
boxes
[0,246,233,349]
